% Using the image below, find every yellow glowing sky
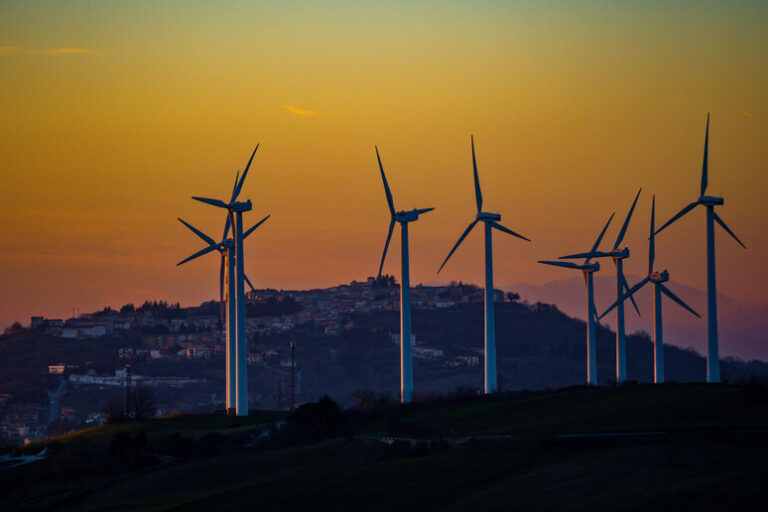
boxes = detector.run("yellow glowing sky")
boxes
[1,1,767,327]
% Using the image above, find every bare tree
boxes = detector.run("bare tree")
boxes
[103,399,128,423]
[103,387,155,423]
[130,386,156,420]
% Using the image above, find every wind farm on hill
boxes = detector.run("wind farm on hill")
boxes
[178,115,745,411]
[1,115,764,512]
[3,3,767,509]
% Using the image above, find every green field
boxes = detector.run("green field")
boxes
[2,383,767,511]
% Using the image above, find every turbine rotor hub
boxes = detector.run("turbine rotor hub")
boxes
[396,210,420,222]
[698,195,724,206]
[611,247,630,260]
[230,200,253,212]
[477,212,501,222]
[583,261,600,273]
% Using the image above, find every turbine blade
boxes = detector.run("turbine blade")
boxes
[471,135,483,214]
[537,260,583,270]
[559,251,612,260]
[649,196,656,274]
[244,273,256,292]
[585,212,615,264]
[228,211,236,241]
[243,214,271,240]
[416,207,435,215]
[438,220,479,273]
[223,214,231,240]
[178,218,216,246]
[377,218,396,282]
[653,201,699,237]
[231,170,240,203]
[622,274,641,316]
[660,284,701,318]
[713,212,746,249]
[613,188,642,250]
[232,144,259,202]
[600,277,650,319]
[177,243,220,266]
[701,113,709,196]
[490,221,531,242]
[192,196,229,209]
[375,146,396,216]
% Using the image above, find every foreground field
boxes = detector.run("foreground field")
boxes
[2,383,767,511]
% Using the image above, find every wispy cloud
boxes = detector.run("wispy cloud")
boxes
[0,46,94,56]
[744,112,755,118]
[36,47,92,55]
[282,104,319,117]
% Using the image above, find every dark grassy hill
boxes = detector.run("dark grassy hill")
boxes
[2,383,767,511]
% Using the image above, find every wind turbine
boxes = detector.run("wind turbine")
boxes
[558,189,642,385]
[653,115,745,383]
[602,196,700,383]
[375,147,434,404]
[177,213,269,412]
[189,145,268,415]
[539,212,614,386]
[437,136,531,394]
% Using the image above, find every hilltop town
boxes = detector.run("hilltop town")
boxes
[0,278,508,445]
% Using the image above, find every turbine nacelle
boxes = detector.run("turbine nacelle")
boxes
[650,269,670,283]
[231,200,253,213]
[698,195,724,206]
[477,212,501,222]
[583,262,600,273]
[396,207,434,223]
[610,247,630,260]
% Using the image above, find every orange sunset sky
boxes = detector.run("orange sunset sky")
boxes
[1,1,767,331]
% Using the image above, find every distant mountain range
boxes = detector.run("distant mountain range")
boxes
[507,275,768,362]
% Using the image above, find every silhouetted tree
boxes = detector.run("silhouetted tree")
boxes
[103,387,155,423]
[3,322,23,335]
[103,399,128,423]
[93,306,116,317]
[288,395,342,440]
[130,386,156,420]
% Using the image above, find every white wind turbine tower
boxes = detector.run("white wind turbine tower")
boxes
[438,136,531,394]
[601,196,700,383]
[653,115,745,383]
[188,145,268,415]
[374,147,434,404]
[539,213,614,386]
[177,212,268,412]
[558,189,642,385]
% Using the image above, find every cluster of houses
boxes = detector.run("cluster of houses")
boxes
[0,395,46,446]
[26,278,503,375]
[29,278,496,342]
[249,278,497,337]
